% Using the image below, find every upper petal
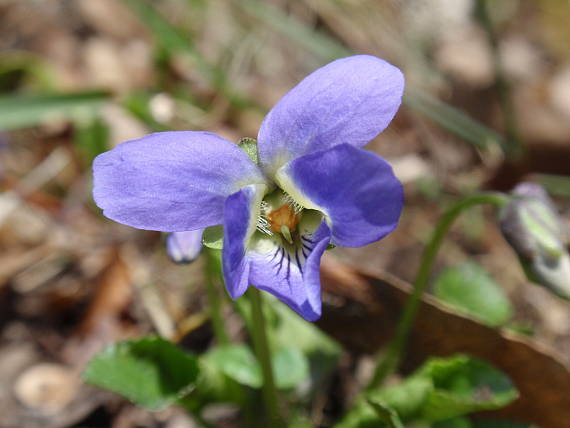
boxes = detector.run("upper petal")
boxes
[93,131,266,232]
[222,184,267,299]
[257,55,404,177]
[248,211,331,321]
[276,144,403,248]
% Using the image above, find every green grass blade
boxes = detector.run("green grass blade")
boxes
[404,89,507,151]
[124,0,258,110]
[236,0,506,151]
[124,0,200,58]
[74,116,110,164]
[0,91,109,131]
[239,0,350,62]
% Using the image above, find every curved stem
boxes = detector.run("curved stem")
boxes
[247,287,283,427]
[368,192,509,389]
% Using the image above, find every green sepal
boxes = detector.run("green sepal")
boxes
[238,137,259,165]
[203,225,224,249]
[519,199,564,259]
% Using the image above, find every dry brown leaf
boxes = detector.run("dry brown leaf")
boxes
[63,247,134,367]
[318,254,570,428]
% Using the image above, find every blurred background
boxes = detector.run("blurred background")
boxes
[1,0,570,427]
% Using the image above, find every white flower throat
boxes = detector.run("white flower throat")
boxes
[257,190,305,244]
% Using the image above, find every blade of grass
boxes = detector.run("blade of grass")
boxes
[124,0,259,111]
[121,92,169,132]
[404,89,507,151]
[74,117,110,164]
[475,0,522,158]
[0,51,56,92]
[236,0,507,152]
[0,91,109,131]
[239,0,350,62]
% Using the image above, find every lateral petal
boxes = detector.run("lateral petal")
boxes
[276,144,403,248]
[222,184,267,299]
[93,131,266,231]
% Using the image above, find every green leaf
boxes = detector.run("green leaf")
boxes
[376,376,433,420]
[270,300,341,393]
[272,347,309,389]
[433,418,472,428]
[435,418,539,428]
[271,301,340,359]
[287,414,314,428]
[335,377,431,428]
[471,420,539,428]
[339,355,518,427]
[180,357,244,409]
[434,262,513,327]
[205,344,262,388]
[204,344,309,390]
[0,91,109,131]
[83,336,199,410]
[203,225,224,249]
[416,355,518,422]
[366,398,405,428]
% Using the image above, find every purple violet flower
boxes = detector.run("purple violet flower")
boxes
[93,55,405,321]
[166,230,204,264]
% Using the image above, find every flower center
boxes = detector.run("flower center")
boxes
[257,190,304,243]
[268,204,300,234]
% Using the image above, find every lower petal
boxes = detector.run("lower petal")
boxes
[248,211,331,321]
[275,144,403,248]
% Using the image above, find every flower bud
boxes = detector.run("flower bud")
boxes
[165,230,204,264]
[499,183,570,299]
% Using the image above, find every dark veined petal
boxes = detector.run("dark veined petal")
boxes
[276,144,403,248]
[222,184,268,300]
[257,55,404,177]
[248,211,331,321]
[166,230,204,264]
[93,131,267,232]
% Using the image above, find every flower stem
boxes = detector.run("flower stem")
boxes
[204,249,229,345]
[247,287,283,427]
[368,192,509,389]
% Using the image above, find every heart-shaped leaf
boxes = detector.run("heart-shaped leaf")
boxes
[83,336,199,410]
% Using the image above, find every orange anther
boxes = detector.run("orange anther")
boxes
[268,204,300,234]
